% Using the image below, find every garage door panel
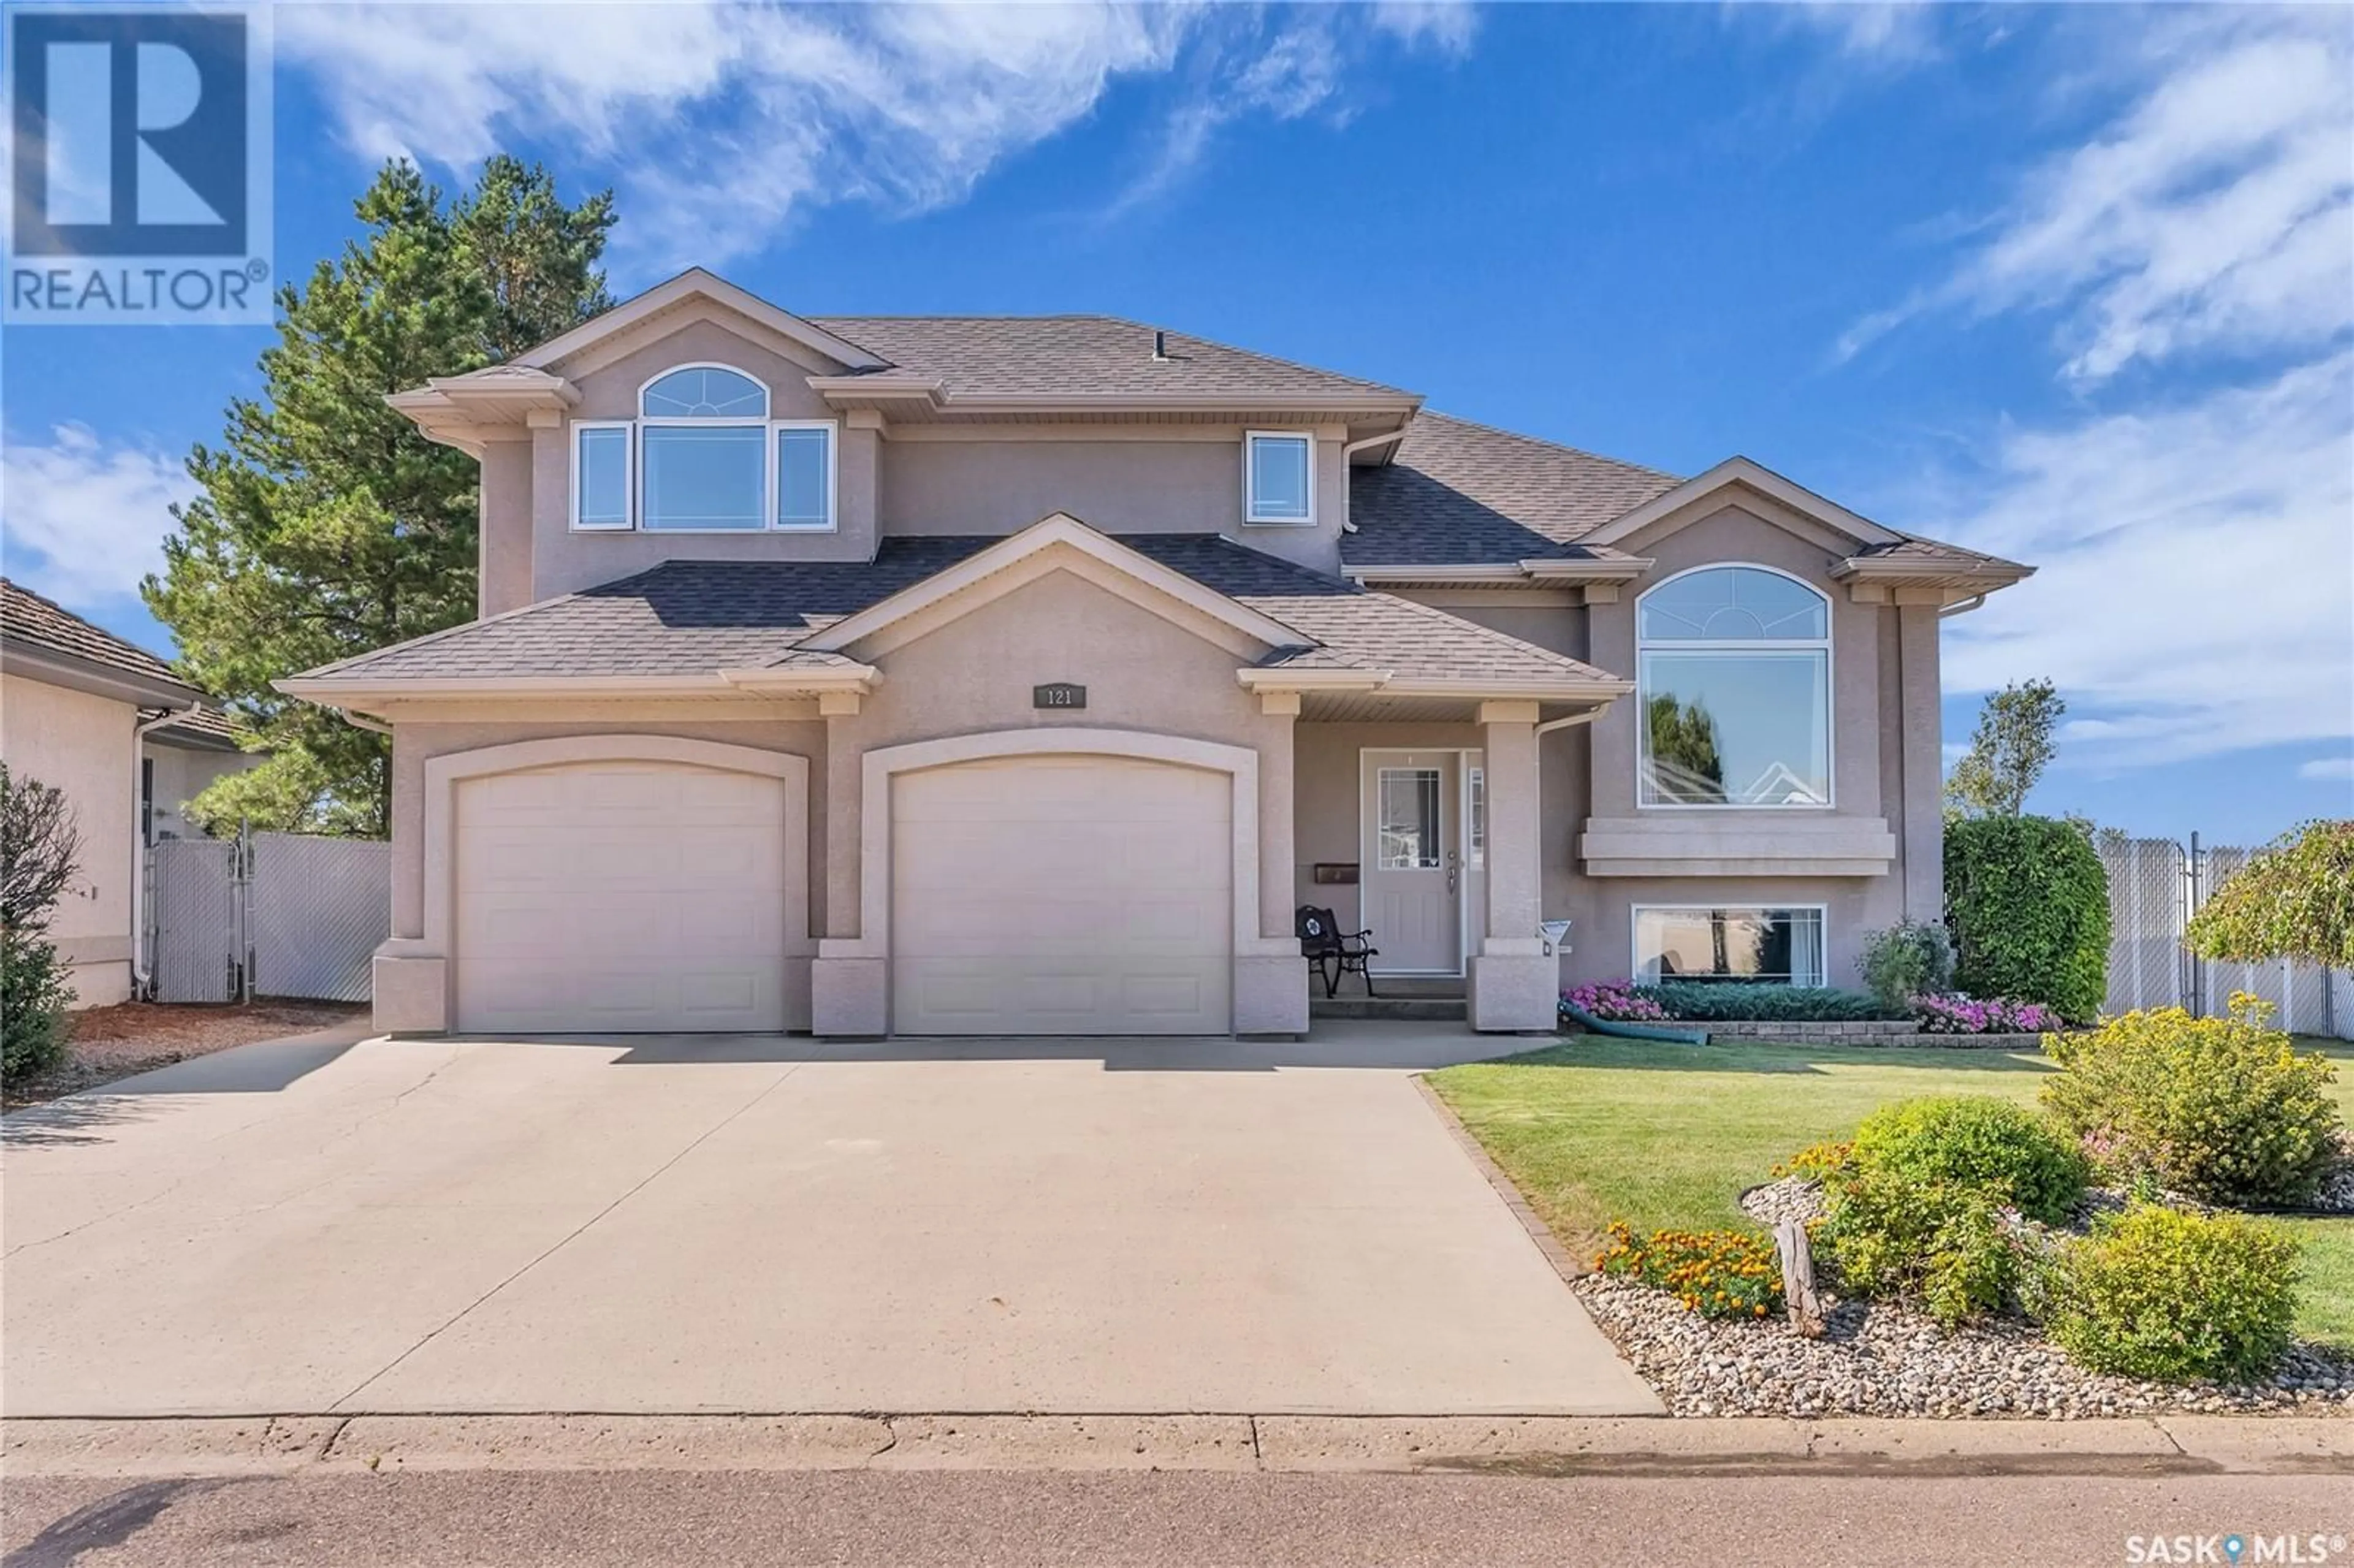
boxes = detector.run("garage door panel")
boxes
[893,755,1232,1036]
[455,761,791,1033]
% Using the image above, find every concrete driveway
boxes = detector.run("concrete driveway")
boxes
[1,1024,1658,1418]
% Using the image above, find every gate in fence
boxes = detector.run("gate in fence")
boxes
[145,829,389,1004]
[2098,833,2351,1038]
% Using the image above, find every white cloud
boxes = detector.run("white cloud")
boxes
[278,2,1470,273]
[2298,756,2354,784]
[1923,352,2354,769]
[0,425,194,609]
[1843,9,2354,379]
[1780,3,1945,68]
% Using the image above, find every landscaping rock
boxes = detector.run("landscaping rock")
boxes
[1573,1274,2354,1419]
[1737,1178,1826,1229]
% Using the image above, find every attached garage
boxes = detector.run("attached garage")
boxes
[452,759,793,1033]
[890,754,1233,1035]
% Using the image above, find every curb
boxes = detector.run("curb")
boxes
[4,1414,2349,1479]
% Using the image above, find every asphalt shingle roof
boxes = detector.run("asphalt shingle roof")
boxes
[1344,413,1683,566]
[809,316,1412,402]
[1,578,194,689]
[301,536,1615,690]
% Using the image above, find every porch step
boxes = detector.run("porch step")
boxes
[1310,995,1469,1022]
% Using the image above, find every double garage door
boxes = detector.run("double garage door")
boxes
[450,753,1231,1037]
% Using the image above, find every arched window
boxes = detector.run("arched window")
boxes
[636,364,771,531]
[1636,565,1830,807]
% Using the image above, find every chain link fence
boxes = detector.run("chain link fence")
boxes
[2099,834,2350,1039]
[145,829,388,1004]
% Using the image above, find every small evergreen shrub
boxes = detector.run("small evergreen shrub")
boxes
[1641,983,1901,1023]
[2040,1206,2301,1383]
[2041,996,2342,1207]
[1944,815,2111,1021]
[1816,1170,2020,1329]
[1849,1095,2089,1223]
[1857,919,1956,1011]
[1594,1222,1782,1320]
[1,928,74,1079]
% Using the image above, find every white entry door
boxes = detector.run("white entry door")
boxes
[452,761,790,1033]
[891,755,1232,1035]
[1360,750,1465,975]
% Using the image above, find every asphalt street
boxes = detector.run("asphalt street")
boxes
[6,1470,2350,1568]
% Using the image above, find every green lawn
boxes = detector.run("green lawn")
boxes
[1425,1035,2354,1351]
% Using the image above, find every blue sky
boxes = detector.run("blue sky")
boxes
[4,1,2349,845]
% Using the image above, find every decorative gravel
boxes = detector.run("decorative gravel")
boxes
[1574,1273,2354,1418]
[1738,1176,1827,1228]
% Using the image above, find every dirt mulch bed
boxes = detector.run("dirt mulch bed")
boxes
[2,1000,368,1108]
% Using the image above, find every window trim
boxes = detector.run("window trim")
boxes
[1374,764,1444,870]
[1243,428,1317,526]
[569,419,634,531]
[634,362,772,535]
[1634,561,1835,812]
[1630,903,1830,988]
[769,418,839,533]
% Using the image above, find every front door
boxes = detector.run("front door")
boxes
[1360,750,1461,975]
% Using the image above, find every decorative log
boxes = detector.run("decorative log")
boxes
[1775,1217,1825,1338]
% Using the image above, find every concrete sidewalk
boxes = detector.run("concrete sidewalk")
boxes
[6,1412,2350,1478]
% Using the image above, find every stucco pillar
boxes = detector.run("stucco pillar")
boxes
[1898,605,1945,921]
[812,704,887,1037]
[1468,701,1556,1032]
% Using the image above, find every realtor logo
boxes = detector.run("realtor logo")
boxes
[6,2,272,324]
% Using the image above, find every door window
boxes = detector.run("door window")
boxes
[1376,767,1442,869]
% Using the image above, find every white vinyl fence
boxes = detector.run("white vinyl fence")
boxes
[2100,834,2352,1039]
[145,829,389,1003]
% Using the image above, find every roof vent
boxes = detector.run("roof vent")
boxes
[1151,328,1168,362]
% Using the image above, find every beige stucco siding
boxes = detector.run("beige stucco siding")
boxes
[2,672,135,1007]
[880,433,1345,574]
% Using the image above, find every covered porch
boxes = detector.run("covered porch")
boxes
[1263,676,1625,1033]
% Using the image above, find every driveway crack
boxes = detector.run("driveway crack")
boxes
[326,1060,813,1412]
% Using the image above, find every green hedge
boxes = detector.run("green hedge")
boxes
[1,930,73,1080]
[1640,982,1903,1022]
[1944,815,2111,1022]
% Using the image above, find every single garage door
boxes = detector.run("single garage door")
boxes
[454,761,789,1033]
[892,754,1232,1035]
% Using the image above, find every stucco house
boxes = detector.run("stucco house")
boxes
[282,269,2030,1040]
[1,580,256,1007]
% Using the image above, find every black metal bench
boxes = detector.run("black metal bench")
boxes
[1297,905,1378,999]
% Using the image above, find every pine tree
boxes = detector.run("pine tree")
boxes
[145,157,615,836]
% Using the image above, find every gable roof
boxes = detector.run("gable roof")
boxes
[808,316,1413,403]
[285,535,1620,697]
[518,268,888,374]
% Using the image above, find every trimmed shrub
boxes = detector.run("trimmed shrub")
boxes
[1563,978,1670,1022]
[1944,815,2110,1022]
[1817,1170,2020,1329]
[1,928,74,1079]
[1912,994,2064,1035]
[1594,1222,1782,1320]
[1849,1095,2089,1224]
[2040,1206,2301,1383]
[1857,919,1956,1011]
[2041,996,2342,1208]
[1641,983,1901,1023]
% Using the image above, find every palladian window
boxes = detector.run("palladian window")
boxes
[570,363,837,533]
[1636,565,1830,807]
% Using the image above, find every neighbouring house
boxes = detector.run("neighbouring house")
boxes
[1,580,258,1007]
[283,268,2030,1040]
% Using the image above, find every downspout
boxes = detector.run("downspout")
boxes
[1938,593,1987,619]
[1534,704,1610,737]
[130,701,202,998]
[1338,425,1412,535]
[333,707,392,736]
